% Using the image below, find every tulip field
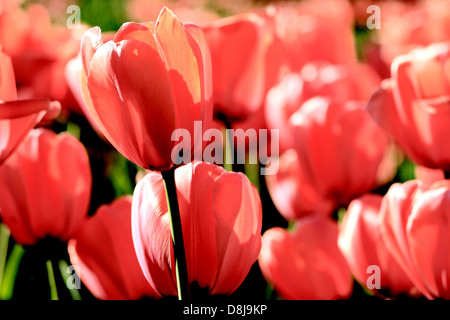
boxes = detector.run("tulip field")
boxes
[1,0,450,309]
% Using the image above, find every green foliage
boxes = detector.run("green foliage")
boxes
[79,0,129,31]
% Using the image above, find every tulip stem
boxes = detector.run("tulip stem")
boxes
[46,260,59,300]
[162,168,190,300]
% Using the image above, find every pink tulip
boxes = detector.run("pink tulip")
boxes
[203,12,285,121]
[259,215,353,300]
[289,97,388,206]
[132,161,262,296]
[265,149,335,221]
[338,194,418,297]
[80,7,213,171]
[265,61,381,152]
[367,42,450,170]
[259,0,357,72]
[379,180,450,299]
[68,196,159,300]
[0,49,60,165]
[0,128,91,245]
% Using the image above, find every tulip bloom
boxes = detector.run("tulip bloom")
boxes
[202,12,285,121]
[132,161,262,296]
[2,4,81,112]
[0,128,91,245]
[265,149,335,221]
[259,0,356,72]
[68,196,159,300]
[367,42,450,170]
[265,61,381,152]
[259,215,353,300]
[80,7,213,171]
[338,194,418,297]
[0,49,60,165]
[375,0,450,67]
[289,97,389,206]
[379,180,450,299]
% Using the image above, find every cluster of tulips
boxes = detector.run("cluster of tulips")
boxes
[1,0,450,301]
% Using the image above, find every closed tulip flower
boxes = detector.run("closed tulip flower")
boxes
[80,7,213,171]
[132,161,262,297]
[338,194,418,297]
[0,49,60,165]
[259,215,353,300]
[367,42,450,171]
[265,61,381,152]
[203,12,285,121]
[379,180,450,299]
[289,97,389,206]
[265,149,335,221]
[68,196,159,300]
[0,128,91,245]
[259,0,357,72]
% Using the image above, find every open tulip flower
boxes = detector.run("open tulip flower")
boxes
[80,7,213,171]
[367,42,450,171]
[131,161,262,297]
[68,196,159,300]
[0,48,60,165]
[0,128,91,245]
[259,215,353,300]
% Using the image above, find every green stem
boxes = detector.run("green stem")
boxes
[0,223,10,288]
[0,244,25,300]
[162,168,190,300]
[58,260,81,300]
[46,260,59,300]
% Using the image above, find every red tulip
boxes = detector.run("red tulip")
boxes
[289,97,389,206]
[338,194,418,297]
[258,215,353,300]
[202,12,285,121]
[0,49,60,165]
[259,0,357,72]
[375,0,450,67]
[265,149,335,221]
[2,4,82,112]
[68,196,159,300]
[0,128,91,245]
[367,42,450,170]
[379,180,450,299]
[265,61,381,152]
[80,7,213,171]
[131,161,262,296]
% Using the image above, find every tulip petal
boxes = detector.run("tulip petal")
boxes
[113,22,157,49]
[81,27,103,76]
[132,171,178,296]
[210,172,262,294]
[0,50,17,101]
[176,163,220,291]
[87,40,175,170]
[155,7,202,133]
